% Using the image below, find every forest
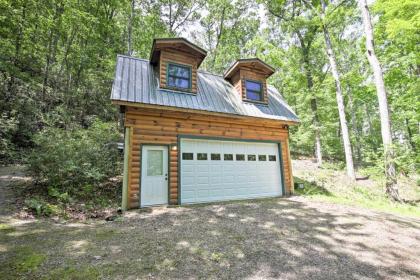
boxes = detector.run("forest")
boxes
[0,0,418,206]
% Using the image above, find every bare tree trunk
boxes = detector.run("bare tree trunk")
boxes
[320,0,355,179]
[127,0,135,56]
[357,0,400,200]
[348,90,362,164]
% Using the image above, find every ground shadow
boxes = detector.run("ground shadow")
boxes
[1,197,419,279]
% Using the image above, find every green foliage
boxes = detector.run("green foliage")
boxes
[24,197,60,217]
[0,113,18,163]
[28,120,122,193]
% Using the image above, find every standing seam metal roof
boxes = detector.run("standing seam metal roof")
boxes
[111,55,299,122]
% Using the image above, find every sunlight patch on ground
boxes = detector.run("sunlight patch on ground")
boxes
[66,240,89,256]
[0,244,7,252]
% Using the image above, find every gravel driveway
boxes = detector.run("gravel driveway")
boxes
[1,194,420,279]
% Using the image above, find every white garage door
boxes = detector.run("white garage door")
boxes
[180,138,283,204]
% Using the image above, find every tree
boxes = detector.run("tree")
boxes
[304,0,356,179]
[265,0,324,166]
[357,0,400,200]
[193,0,259,73]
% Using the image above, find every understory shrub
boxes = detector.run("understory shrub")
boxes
[28,120,122,195]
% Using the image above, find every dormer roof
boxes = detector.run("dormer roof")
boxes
[150,38,207,67]
[224,58,275,80]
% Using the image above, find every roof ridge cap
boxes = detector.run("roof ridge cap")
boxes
[117,54,149,62]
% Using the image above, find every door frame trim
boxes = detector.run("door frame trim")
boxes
[177,134,286,205]
[139,144,170,207]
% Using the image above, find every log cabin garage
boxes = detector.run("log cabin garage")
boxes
[111,38,299,209]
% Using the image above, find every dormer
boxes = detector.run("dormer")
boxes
[150,38,207,94]
[224,58,275,104]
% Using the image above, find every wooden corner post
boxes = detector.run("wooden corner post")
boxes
[122,126,131,211]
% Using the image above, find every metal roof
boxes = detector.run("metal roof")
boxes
[111,55,299,123]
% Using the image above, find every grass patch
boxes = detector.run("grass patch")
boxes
[0,223,16,233]
[44,266,100,280]
[1,246,46,279]
[293,161,420,218]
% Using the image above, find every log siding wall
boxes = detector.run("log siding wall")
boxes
[124,106,293,209]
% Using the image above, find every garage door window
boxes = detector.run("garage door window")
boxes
[224,154,233,161]
[197,153,208,160]
[269,155,277,161]
[182,153,193,160]
[259,155,267,161]
[236,154,245,161]
[247,154,256,161]
[211,153,221,160]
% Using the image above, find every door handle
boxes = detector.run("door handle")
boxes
[165,173,168,181]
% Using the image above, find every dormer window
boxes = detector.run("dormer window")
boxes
[245,80,263,101]
[224,58,275,104]
[149,38,207,94]
[167,63,192,90]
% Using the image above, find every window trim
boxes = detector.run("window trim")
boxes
[244,79,263,102]
[166,62,192,91]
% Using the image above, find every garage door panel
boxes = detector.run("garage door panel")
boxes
[180,138,282,204]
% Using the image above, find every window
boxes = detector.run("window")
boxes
[269,155,277,161]
[236,154,245,161]
[247,154,256,161]
[197,153,207,160]
[211,153,221,160]
[258,155,267,161]
[245,80,263,101]
[182,153,193,160]
[147,150,163,176]
[167,63,191,90]
[224,154,233,161]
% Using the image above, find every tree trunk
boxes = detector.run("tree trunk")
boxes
[357,0,400,201]
[300,42,322,166]
[127,0,135,56]
[348,90,362,164]
[320,0,355,180]
[405,118,416,151]
[211,6,226,69]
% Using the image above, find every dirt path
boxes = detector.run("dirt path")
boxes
[0,166,29,217]
[1,165,420,279]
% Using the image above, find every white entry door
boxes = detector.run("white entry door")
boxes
[180,138,282,204]
[141,145,168,207]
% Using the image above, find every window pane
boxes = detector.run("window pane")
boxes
[247,154,256,161]
[167,64,191,89]
[168,64,190,78]
[269,155,277,161]
[167,77,190,89]
[211,153,221,160]
[147,150,163,176]
[246,90,262,101]
[224,154,233,161]
[245,80,262,101]
[197,153,207,160]
[182,153,193,160]
[258,155,267,161]
[245,80,261,92]
[236,154,245,161]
